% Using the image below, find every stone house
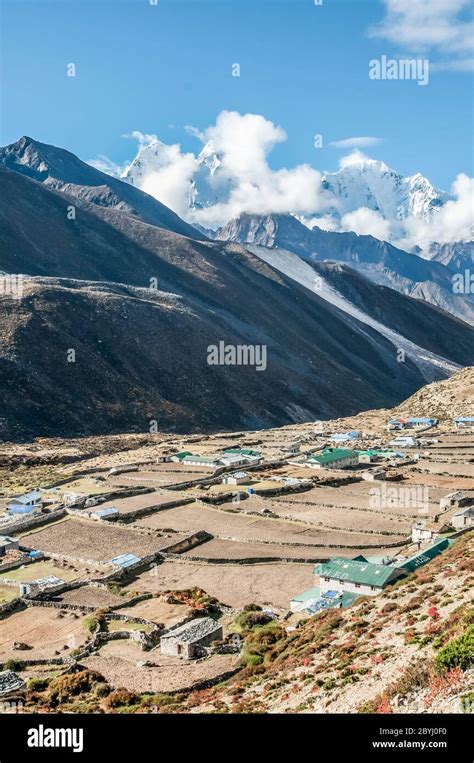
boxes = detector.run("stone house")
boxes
[303,448,359,470]
[362,468,387,481]
[0,670,25,696]
[160,617,223,659]
[454,417,474,429]
[440,491,474,512]
[411,522,436,544]
[451,507,474,530]
[0,535,19,557]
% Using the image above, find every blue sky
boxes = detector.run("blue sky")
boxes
[1,0,472,189]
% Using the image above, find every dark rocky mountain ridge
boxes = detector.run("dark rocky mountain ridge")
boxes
[0,139,473,439]
[0,136,203,240]
[215,213,474,323]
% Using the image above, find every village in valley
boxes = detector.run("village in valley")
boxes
[0,372,472,712]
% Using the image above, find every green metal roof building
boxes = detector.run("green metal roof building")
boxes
[357,449,398,458]
[315,557,405,590]
[305,448,357,466]
[223,448,262,458]
[291,585,321,605]
[400,538,453,574]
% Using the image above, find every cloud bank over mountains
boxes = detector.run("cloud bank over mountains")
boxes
[90,110,473,252]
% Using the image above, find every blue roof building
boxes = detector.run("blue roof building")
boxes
[6,490,43,514]
[330,430,361,442]
[290,584,358,613]
[110,552,141,569]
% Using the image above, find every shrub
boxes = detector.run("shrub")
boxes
[94,682,111,698]
[424,668,461,708]
[376,695,393,714]
[357,698,379,713]
[461,692,474,714]
[27,676,50,692]
[401,595,423,613]
[106,582,124,596]
[435,625,474,673]
[48,670,103,705]
[391,660,431,696]
[235,610,273,631]
[105,687,140,709]
[83,614,100,633]
[241,622,285,667]
[245,654,263,667]
[4,659,24,671]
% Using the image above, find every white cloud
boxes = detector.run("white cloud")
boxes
[93,111,471,249]
[192,112,333,228]
[121,130,158,147]
[138,144,197,218]
[341,207,393,241]
[369,0,473,71]
[304,214,341,232]
[88,154,129,177]
[337,149,388,171]
[122,111,333,229]
[329,136,383,149]
[184,124,206,141]
[430,58,474,72]
[203,111,287,179]
[395,173,474,250]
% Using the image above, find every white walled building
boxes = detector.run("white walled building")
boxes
[222,472,249,485]
[315,556,406,597]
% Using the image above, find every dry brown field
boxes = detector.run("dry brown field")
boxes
[22,518,174,563]
[123,559,316,609]
[0,607,89,661]
[83,641,235,693]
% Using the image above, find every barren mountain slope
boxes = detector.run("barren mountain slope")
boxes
[216,213,474,323]
[0,136,203,239]
[2,168,473,439]
[394,366,474,419]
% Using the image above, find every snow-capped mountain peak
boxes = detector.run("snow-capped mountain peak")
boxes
[121,138,170,186]
[122,136,451,238]
[321,154,448,224]
[197,140,222,175]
